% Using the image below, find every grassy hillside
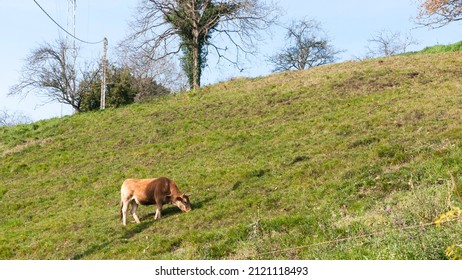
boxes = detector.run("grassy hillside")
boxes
[418,40,462,54]
[1,52,462,260]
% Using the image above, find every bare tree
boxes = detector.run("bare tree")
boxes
[8,38,96,112]
[122,0,280,89]
[366,30,419,57]
[0,109,32,126]
[117,48,188,93]
[417,0,462,27]
[268,18,341,72]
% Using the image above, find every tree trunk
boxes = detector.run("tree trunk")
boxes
[191,10,201,90]
[192,41,200,89]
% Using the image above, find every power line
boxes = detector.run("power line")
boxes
[33,0,104,45]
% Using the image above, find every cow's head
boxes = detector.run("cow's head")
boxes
[174,194,191,212]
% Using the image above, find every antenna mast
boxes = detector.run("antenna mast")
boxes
[68,0,77,112]
[67,0,76,50]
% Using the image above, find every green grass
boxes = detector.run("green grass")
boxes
[409,40,462,54]
[420,41,462,53]
[1,52,462,259]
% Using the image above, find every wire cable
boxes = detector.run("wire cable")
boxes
[247,215,462,259]
[33,0,104,45]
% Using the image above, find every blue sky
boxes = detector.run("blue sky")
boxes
[1,0,461,122]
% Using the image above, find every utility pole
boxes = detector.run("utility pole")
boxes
[101,37,108,110]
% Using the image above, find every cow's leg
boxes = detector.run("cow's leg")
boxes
[130,200,140,224]
[121,200,129,226]
[154,204,162,220]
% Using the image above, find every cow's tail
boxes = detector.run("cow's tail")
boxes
[119,201,123,221]
[120,182,125,221]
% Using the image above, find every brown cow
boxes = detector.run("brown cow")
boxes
[120,177,191,226]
